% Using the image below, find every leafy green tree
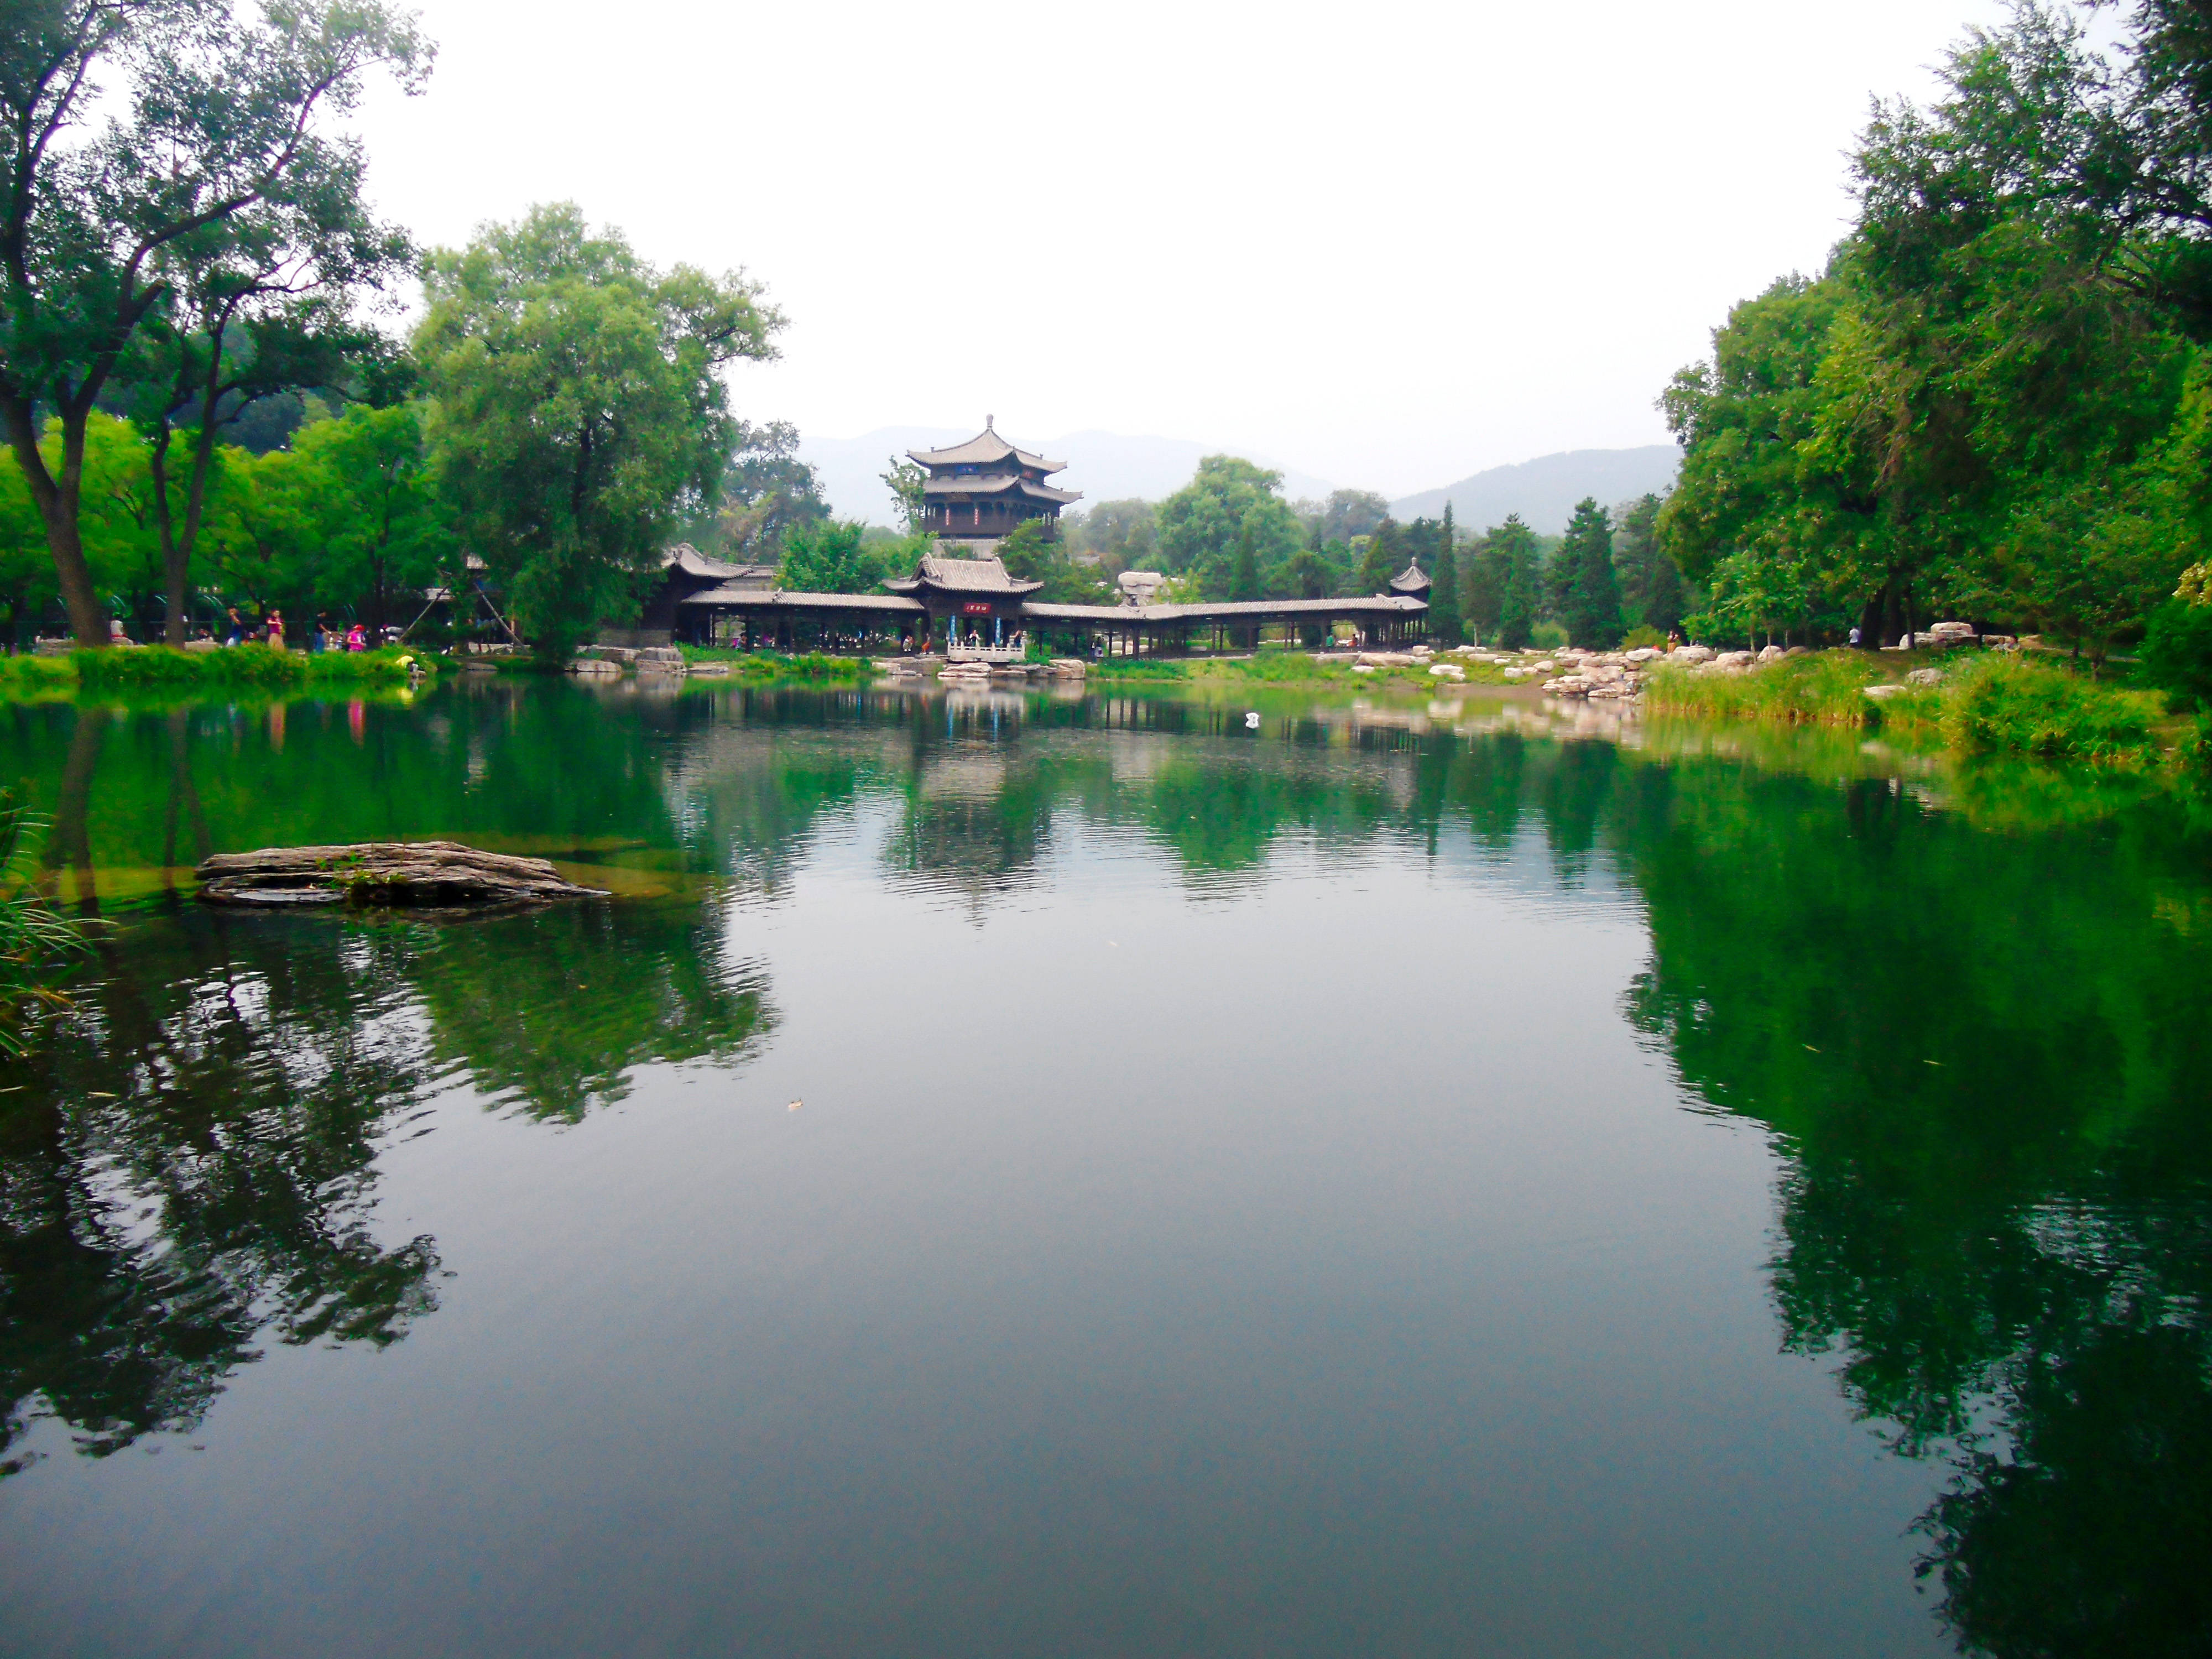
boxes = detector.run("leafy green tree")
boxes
[1357,519,1400,594]
[1063,498,1157,573]
[705,420,827,562]
[776,520,889,595]
[1558,498,1623,647]
[288,403,452,633]
[879,455,926,533]
[997,518,1112,605]
[417,204,784,660]
[1156,456,1305,597]
[1320,488,1390,542]
[0,0,430,644]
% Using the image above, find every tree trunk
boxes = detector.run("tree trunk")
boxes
[2,398,107,646]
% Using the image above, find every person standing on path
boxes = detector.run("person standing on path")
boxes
[267,611,286,652]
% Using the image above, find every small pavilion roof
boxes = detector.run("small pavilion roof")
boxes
[679,587,924,613]
[922,473,1082,505]
[661,542,776,583]
[909,422,1066,475]
[1389,561,1432,594]
[883,554,1044,597]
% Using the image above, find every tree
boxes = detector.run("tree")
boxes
[776,520,888,596]
[997,518,1111,606]
[1357,519,1399,594]
[880,455,926,532]
[416,204,783,661]
[1321,488,1391,542]
[1613,492,1683,634]
[1062,498,1157,573]
[710,420,828,561]
[1228,516,1261,601]
[1155,456,1303,597]
[0,0,431,644]
[1558,497,1623,647]
[1489,516,1542,649]
[289,402,452,634]
[1428,503,1463,644]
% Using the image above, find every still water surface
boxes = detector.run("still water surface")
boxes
[0,679,2206,1657]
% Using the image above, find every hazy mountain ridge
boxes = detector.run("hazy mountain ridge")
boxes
[800,429,1679,536]
[799,427,1332,524]
[1391,447,1681,535]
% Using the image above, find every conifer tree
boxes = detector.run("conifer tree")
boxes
[1559,498,1623,647]
[1358,520,1400,594]
[1492,516,1541,649]
[1428,503,1463,644]
[1229,516,1261,601]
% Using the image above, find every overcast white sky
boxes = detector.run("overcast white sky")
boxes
[347,0,2013,496]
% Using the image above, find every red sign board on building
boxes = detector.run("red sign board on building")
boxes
[961,602,993,616]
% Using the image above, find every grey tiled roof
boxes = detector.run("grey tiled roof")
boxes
[922,473,1082,505]
[1389,561,1431,593]
[908,426,1067,474]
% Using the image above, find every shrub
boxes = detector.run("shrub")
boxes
[70,644,424,691]
[1531,621,1568,651]
[1622,625,1670,651]
[1938,653,2162,763]
[2142,598,2212,713]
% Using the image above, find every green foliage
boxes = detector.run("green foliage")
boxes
[0,0,431,644]
[1557,498,1623,648]
[1156,457,1306,598]
[1647,648,2171,765]
[2143,596,2212,712]
[879,456,927,533]
[1063,499,1158,573]
[417,204,783,662]
[776,520,891,594]
[1613,493,1683,635]
[1428,518,1464,645]
[1474,515,1543,649]
[283,403,454,631]
[1938,653,2163,763]
[702,421,827,560]
[69,644,423,692]
[997,520,1112,604]
[0,791,89,1057]
[1623,625,1669,651]
[1530,621,1568,651]
[1357,519,1399,594]
[1645,651,1886,727]
[1660,7,2212,660]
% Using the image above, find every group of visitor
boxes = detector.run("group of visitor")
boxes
[221,607,374,652]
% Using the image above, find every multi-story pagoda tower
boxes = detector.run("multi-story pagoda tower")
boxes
[909,418,1081,548]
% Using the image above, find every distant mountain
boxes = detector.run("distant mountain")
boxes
[1391,447,1680,536]
[799,427,1334,524]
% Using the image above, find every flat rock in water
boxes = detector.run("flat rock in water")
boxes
[196,841,608,910]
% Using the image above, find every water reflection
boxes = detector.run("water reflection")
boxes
[1621,758,2212,1656]
[0,895,772,1473]
[1,679,2208,1656]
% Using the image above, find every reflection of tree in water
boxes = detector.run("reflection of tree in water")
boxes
[410,899,774,1121]
[0,898,775,1473]
[1621,764,2212,1657]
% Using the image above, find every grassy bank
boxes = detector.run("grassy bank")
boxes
[1086,650,1515,691]
[679,649,879,684]
[12,643,436,695]
[1645,649,2175,765]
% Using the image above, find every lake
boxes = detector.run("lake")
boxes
[1,675,2206,1658]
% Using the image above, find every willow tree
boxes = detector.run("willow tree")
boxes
[0,0,430,644]
[417,205,784,661]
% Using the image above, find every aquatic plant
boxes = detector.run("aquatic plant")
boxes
[0,790,90,1056]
